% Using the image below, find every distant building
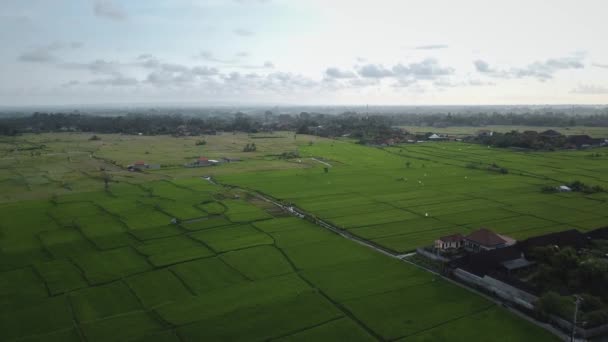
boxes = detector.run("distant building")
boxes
[464,228,515,252]
[567,134,603,148]
[222,157,242,163]
[196,157,211,166]
[428,133,442,140]
[476,129,494,137]
[128,160,148,171]
[435,233,464,250]
[540,129,562,137]
[186,156,221,168]
[558,185,572,192]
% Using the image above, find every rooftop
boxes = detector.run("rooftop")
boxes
[465,228,508,247]
[439,233,464,243]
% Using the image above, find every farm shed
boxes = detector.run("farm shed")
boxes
[128,160,150,171]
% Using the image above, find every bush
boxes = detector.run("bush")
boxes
[536,291,573,320]
[195,139,207,146]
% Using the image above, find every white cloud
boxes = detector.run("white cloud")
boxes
[89,76,138,86]
[233,28,254,37]
[571,84,608,94]
[414,44,448,50]
[392,58,454,79]
[94,0,127,21]
[474,55,585,81]
[18,42,84,63]
[358,64,394,78]
[325,67,357,79]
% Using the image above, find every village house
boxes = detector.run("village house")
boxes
[127,161,160,171]
[196,157,211,166]
[435,228,514,253]
[434,233,464,250]
[464,228,515,252]
[476,129,494,137]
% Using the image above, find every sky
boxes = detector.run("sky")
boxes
[1,0,608,106]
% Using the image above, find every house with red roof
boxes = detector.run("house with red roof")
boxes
[464,228,515,252]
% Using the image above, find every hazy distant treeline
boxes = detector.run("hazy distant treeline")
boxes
[1,111,608,136]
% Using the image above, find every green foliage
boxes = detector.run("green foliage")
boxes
[536,291,573,320]
[243,143,257,152]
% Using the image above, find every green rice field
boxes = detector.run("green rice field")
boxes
[1,131,598,341]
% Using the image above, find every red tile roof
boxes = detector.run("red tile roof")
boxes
[465,228,507,247]
[439,233,464,243]
[134,160,146,165]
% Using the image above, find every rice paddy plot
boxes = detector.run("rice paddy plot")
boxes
[0,295,74,341]
[404,306,557,342]
[371,226,471,253]
[274,317,376,342]
[176,291,343,342]
[223,199,273,222]
[180,216,232,231]
[0,267,49,310]
[136,235,214,267]
[198,201,226,215]
[329,209,419,229]
[74,247,153,285]
[350,218,452,240]
[70,281,142,322]
[341,280,492,340]
[220,245,294,280]
[80,310,165,342]
[35,259,88,295]
[128,224,183,240]
[189,224,274,252]
[269,224,339,247]
[170,257,247,294]
[302,257,435,302]
[39,228,97,258]
[155,274,311,326]
[126,269,193,308]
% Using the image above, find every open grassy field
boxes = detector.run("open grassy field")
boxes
[219,140,608,253]
[0,132,586,341]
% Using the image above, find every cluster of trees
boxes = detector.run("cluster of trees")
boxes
[470,130,604,150]
[2,111,608,142]
[465,162,509,174]
[542,180,605,194]
[392,111,608,127]
[532,245,608,327]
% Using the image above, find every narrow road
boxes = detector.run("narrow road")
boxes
[311,157,332,167]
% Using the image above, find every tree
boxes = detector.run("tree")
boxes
[102,171,112,191]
